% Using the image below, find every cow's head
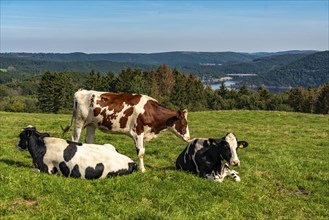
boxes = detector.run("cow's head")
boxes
[210,133,248,166]
[167,109,190,142]
[16,126,49,151]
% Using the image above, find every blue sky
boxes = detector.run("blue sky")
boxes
[1,0,328,53]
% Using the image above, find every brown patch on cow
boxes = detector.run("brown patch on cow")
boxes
[96,93,142,113]
[136,100,177,135]
[120,107,134,128]
[93,107,101,117]
[94,93,142,131]
[100,109,113,130]
[136,114,145,135]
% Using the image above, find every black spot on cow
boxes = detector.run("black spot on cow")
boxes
[85,163,105,179]
[51,167,58,174]
[63,141,81,162]
[107,162,137,177]
[128,162,137,172]
[59,161,70,177]
[66,140,83,146]
[70,164,81,178]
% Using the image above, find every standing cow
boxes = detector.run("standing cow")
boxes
[176,133,248,182]
[63,89,190,172]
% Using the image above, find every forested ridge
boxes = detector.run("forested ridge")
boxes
[1,65,328,114]
[1,50,326,87]
[1,51,258,64]
[0,56,156,84]
[1,50,328,114]
[246,51,329,87]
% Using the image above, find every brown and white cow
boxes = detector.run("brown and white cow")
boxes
[63,89,190,172]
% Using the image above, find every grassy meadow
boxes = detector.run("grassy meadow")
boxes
[0,110,328,219]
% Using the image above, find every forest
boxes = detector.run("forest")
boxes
[0,65,328,114]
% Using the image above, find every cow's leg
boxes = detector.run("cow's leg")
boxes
[228,168,240,182]
[199,167,222,182]
[213,163,223,181]
[135,134,146,172]
[222,164,241,182]
[203,171,224,182]
[85,124,96,144]
[72,118,85,142]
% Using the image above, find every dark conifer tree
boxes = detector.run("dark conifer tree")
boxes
[37,72,74,113]
[316,83,329,114]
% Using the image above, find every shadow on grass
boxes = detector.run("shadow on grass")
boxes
[146,165,177,171]
[0,158,31,169]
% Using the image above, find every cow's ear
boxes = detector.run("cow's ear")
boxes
[210,138,227,146]
[209,138,216,145]
[29,130,35,137]
[25,130,32,137]
[40,133,50,138]
[178,109,188,119]
[238,141,248,149]
[25,127,36,137]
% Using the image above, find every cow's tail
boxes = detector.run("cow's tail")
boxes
[61,98,77,136]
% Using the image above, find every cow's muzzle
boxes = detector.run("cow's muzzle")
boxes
[231,160,240,166]
[16,142,24,151]
[182,135,190,142]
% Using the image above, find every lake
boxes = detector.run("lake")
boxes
[209,81,292,93]
[210,80,236,90]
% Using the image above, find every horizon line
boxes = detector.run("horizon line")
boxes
[0,49,323,55]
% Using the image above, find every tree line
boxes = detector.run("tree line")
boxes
[0,65,328,114]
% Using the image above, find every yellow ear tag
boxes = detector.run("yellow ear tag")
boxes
[239,144,244,149]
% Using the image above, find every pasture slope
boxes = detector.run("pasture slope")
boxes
[0,110,328,219]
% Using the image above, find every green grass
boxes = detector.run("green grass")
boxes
[0,110,328,219]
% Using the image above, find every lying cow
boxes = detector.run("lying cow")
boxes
[62,89,190,172]
[16,126,137,179]
[176,132,248,182]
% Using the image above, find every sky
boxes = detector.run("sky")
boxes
[1,0,328,53]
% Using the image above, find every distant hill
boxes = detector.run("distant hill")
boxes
[0,50,325,88]
[0,56,156,83]
[186,53,313,77]
[0,51,262,82]
[250,50,317,56]
[246,51,329,88]
[1,51,258,66]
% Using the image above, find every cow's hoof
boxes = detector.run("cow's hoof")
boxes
[213,175,224,182]
[234,176,241,182]
[32,168,40,173]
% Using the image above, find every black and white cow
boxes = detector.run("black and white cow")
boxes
[176,132,248,182]
[16,126,137,179]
